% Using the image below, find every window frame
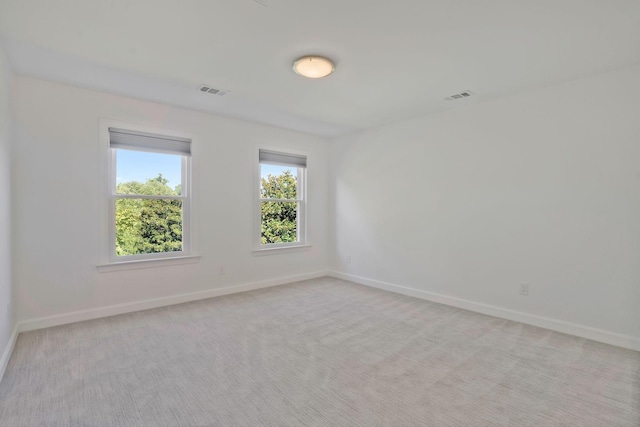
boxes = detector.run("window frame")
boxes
[254,147,308,252]
[99,120,197,269]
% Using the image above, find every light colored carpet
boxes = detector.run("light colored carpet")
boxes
[0,277,638,426]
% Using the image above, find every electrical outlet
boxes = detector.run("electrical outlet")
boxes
[344,255,351,264]
[519,284,529,296]
[218,265,225,275]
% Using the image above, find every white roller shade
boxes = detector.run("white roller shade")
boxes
[109,128,191,156]
[259,149,306,168]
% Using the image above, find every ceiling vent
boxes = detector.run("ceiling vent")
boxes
[198,85,229,96]
[445,90,474,101]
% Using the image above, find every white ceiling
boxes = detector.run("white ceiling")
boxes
[1,0,639,137]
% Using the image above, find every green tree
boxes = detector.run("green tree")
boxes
[261,170,298,244]
[115,174,183,256]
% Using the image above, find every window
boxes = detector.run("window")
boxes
[108,128,191,261]
[257,149,307,249]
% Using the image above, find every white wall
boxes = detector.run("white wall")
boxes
[332,65,640,341]
[8,64,640,347]
[0,47,14,362]
[12,76,331,322]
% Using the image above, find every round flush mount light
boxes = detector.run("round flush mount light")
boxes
[292,56,335,79]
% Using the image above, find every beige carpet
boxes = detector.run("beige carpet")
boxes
[0,277,638,426]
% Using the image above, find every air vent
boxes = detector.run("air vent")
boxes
[445,90,474,101]
[198,85,229,96]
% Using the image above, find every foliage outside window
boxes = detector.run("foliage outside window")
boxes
[259,150,306,247]
[115,173,183,256]
[109,128,191,260]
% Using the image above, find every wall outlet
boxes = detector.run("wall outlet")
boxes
[218,265,225,275]
[344,255,351,264]
[519,283,529,296]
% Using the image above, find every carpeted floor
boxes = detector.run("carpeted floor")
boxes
[0,277,639,426]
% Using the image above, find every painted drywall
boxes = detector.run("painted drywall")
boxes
[332,64,640,340]
[12,76,331,322]
[0,47,14,364]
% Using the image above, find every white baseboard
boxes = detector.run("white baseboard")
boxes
[17,271,329,333]
[329,271,640,352]
[0,323,19,382]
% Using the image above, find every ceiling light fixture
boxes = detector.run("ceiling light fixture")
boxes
[292,56,335,79]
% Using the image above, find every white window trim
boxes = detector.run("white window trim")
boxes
[97,255,201,273]
[98,119,199,270]
[253,146,309,253]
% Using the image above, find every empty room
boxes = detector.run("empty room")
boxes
[0,0,639,425]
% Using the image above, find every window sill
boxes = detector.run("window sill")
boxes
[252,245,311,256]
[97,255,201,273]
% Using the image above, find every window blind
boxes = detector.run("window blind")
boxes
[109,128,191,156]
[259,149,306,168]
